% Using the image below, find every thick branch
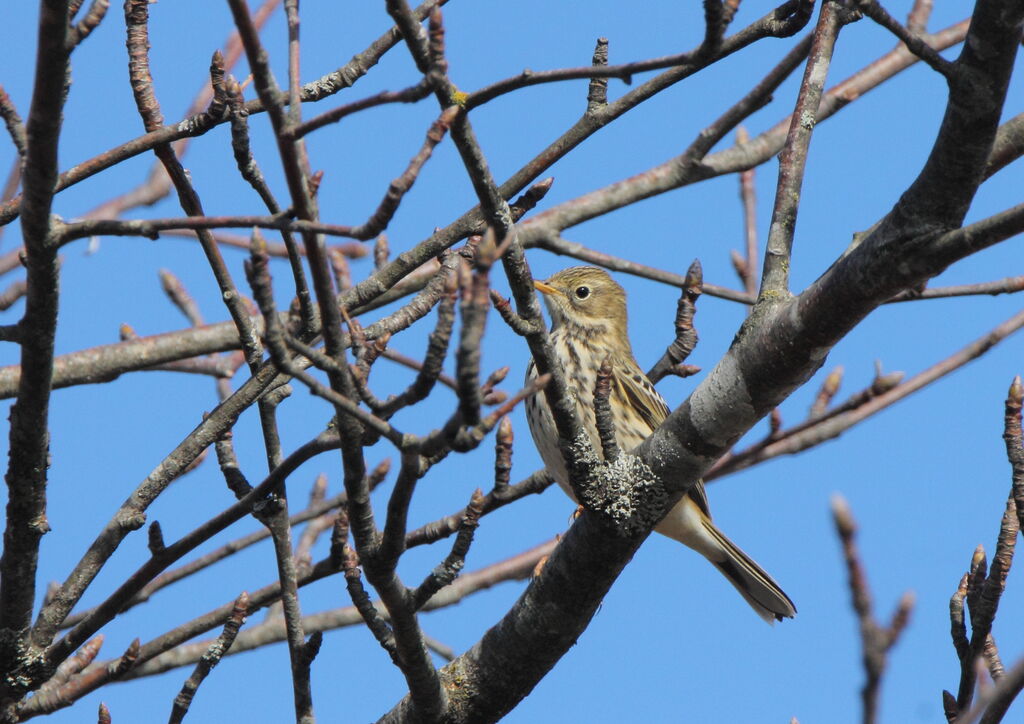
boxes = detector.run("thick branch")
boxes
[1,0,71,654]
[378,4,1024,720]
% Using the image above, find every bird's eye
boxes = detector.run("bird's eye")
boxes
[574,286,590,299]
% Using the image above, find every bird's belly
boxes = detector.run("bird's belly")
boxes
[525,363,704,543]
[526,365,649,497]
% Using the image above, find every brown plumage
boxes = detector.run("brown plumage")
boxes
[526,266,796,623]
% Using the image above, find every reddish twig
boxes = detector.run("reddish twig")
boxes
[735,125,759,300]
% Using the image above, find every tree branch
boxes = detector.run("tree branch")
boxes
[761,0,847,297]
[1,0,72,671]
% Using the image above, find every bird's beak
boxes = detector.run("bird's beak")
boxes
[533,280,559,296]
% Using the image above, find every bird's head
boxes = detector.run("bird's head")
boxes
[533,266,629,340]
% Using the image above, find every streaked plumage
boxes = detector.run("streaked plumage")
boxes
[526,266,795,623]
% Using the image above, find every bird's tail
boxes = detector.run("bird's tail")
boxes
[655,497,796,624]
[701,519,796,624]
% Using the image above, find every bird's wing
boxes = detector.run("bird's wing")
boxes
[616,361,712,519]
[688,480,711,518]
[615,365,670,430]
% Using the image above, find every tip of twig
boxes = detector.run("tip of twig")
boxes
[147,520,165,555]
[475,227,500,269]
[971,544,986,571]
[889,590,915,637]
[482,390,507,406]
[830,494,856,537]
[309,473,328,505]
[671,363,701,378]
[729,248,746,273]
[331,242,369,259]
[330,513,350,568]
[871,369,904,394]
[372,457,392,480]
[1009,375,1023,403]
[41,580,60,609]
[157,268,175,289]
[114,637,141,676]
[487,366,510,386]
[232,591,251,619]
[497,415,513,443]
[80,634,105,663]
[249,227,268,256]
[225,74,242,98]
[374,233,390,270]
[307,169,324,199]
[509,177,555,220]
[303,630,324,665]
[941,690,958,720]
[811,366,844,416]
[686,258,703,285]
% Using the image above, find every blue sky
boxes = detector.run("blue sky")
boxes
[1,1,1023,722]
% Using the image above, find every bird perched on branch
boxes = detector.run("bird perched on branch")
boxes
[526,266,795,623]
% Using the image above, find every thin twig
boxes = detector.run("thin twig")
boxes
[167,593,248,724]
[646,259,702,383]
[592,357,620,462]
[411,489,484,609]
[736,125,758,300]
[115,539,556,682]
[0,86,27,158]
[946,377,1024,718]
[291,79,432,139]
[857,0,953,77]
[832,496,914,724]
[68,0,110,47]
[708,309,1024,479]
[760,0,847,297]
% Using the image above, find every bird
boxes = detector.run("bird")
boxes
[525,266,796,623]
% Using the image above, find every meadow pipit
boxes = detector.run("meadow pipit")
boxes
[526,266,795,622]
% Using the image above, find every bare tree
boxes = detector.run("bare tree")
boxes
[0,0,1022,722]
